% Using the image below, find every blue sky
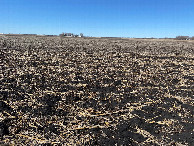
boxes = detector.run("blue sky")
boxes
[0,0,193,37]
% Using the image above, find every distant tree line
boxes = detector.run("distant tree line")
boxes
[59,32,84,38]
[175,36,194,40]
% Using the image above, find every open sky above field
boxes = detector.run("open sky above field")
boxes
[0,0,194,38]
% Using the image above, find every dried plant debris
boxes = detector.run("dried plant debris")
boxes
[0,36,194,145]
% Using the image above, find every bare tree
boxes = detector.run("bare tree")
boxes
[59,32,64,38]
[80,33,83,37]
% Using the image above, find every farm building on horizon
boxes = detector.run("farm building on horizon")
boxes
[59,32,84,37]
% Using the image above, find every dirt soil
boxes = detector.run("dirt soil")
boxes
[0,36,194,145]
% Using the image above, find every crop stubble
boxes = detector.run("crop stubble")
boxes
[0,36,194,145]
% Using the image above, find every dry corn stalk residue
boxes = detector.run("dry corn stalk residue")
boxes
[0,36,194,145]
